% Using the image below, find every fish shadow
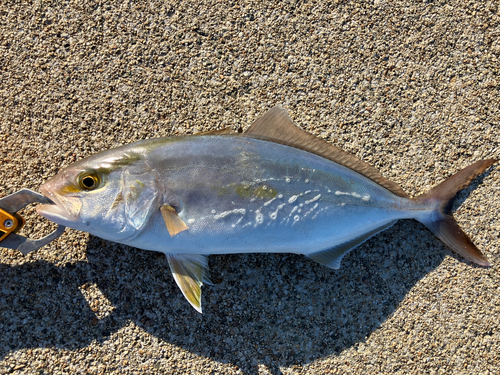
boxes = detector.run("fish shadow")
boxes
[1,220,449,372]
[185,221,448,373]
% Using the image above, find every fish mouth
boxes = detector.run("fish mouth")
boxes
[36,203,77,223]
[36,185,79,225]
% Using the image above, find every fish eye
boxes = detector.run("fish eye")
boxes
[78,172,101,191]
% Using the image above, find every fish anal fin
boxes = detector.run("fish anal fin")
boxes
[167,254,210,313]
[308,220,397,269]
[160,204,189,236]
[245,107,408,198]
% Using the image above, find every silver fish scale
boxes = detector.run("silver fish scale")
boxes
[130,136,411,255]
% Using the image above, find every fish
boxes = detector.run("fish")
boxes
[36,107,496,312]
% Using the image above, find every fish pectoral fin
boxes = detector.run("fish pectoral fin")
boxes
[160,204,189,236]
[308,220,397,269]
[167,254,211,313]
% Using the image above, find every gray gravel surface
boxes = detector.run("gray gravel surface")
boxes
[1,0,499,374]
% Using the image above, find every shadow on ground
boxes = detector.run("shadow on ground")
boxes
[0,219,453,373]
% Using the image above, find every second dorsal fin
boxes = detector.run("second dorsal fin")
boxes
[244,107,409,198]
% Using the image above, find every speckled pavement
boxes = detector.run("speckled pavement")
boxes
[1,0,499,374]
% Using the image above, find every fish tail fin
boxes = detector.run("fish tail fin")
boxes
[415,159,496,266]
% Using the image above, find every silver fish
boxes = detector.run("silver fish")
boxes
[36,107,496,312]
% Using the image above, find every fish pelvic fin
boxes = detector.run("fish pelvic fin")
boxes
[415,159,497,267]
[167,254,212,313]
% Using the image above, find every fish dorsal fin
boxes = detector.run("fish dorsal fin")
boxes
[308,220,397,269]
[161,204,189,236]
[167,254,212,313]
[245,107,409,198]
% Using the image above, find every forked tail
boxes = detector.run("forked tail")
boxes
[415,159,497,266]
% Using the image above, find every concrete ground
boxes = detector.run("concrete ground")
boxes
[0,0,499,373]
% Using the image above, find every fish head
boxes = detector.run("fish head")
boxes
[37,149,160,242]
